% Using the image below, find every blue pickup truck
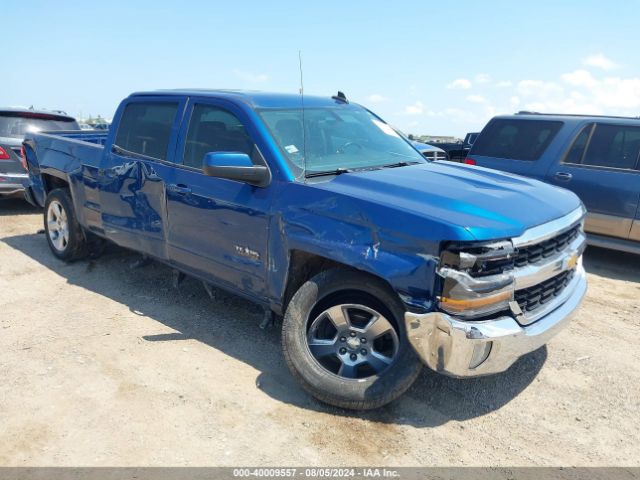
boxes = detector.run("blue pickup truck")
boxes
[23,90,587,409]
[467,113,640,255]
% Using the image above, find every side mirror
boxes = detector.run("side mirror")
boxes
[202,152,271,187]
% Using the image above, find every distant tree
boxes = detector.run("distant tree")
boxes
[408,134,415,140]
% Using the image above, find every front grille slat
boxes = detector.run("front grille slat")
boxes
[515,269,575,313]
[512,224,580,317]
[451,222,581,321]
[471,224,580,276]
[514,225,579,267]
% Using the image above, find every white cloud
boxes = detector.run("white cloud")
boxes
[583,53,618,71]
[559,70,640,109]
[475,74,490,83]
[516,80,563,98]
[233,69,269,83]
[561,69,598,88]
[513,76,601,114]
[593,77,640,108]
[400,58,637,136]
[443,107,485,124]
[467,94,486,103]
[447,78,471,90]
[367,94,388,103]
[493,66,636,115]
[404,101,424,115]
[522,98,602,115]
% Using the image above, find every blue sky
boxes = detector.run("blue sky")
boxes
[4,0,640,137]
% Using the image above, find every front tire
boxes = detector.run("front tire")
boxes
[282,269,422,410]
[44,188,87,262]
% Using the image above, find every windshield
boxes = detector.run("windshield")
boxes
[0,113,80,138]
[258,105,425,176]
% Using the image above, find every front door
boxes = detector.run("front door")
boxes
[165,99,273,300]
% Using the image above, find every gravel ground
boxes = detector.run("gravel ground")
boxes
[1,198,639,466]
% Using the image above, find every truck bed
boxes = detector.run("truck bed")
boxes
[23,130,109,207]
[47,130,110,146]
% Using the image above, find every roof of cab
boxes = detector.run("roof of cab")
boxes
[128,89,352,109]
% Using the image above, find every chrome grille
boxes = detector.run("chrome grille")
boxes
[515,269,575,313]
[514,225,580,267]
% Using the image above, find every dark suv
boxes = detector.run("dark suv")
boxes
[467,113,640,254]
[0,108,80,198]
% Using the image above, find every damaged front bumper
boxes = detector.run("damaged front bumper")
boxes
[404,265,587,377]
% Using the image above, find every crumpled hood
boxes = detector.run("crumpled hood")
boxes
[316,162,582,241]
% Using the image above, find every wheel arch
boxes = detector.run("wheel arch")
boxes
[41,171,70,194]
[278,249,407,317]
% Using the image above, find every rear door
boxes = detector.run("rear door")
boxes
[98,97,185,258]
[469,118,564,178]
[547,122,640,239]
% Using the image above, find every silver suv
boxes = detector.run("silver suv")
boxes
[0,108,79,198]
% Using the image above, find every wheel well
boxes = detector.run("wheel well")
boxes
[282,250,399,313]
[42,174,69,194]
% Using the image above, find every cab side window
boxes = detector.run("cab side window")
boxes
[114,102,179,161]
[582,124,640,169]
[183,105,254,169]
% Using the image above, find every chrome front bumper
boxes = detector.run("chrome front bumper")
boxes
[404,264,587,377]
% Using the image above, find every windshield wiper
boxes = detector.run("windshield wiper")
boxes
[305,161,420,178]
[380,161,420,169]
[305,168,353,178]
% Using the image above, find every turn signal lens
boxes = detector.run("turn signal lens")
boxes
[437,265,515,318]
[439,290,512,314]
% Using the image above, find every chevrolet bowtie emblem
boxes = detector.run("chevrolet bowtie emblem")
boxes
[564,252,579,270]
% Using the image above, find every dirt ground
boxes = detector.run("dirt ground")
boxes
[0,197,639,467]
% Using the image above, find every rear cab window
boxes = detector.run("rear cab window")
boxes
[472,119,563,161]
[114,102,179,161]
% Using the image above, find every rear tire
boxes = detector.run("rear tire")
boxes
[44,188,87,262]
[282,269,422,410]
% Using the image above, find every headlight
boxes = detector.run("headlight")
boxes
[438,241,515,319]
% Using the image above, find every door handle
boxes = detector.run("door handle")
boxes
[167,183,192,195]
[554,172,573,182]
